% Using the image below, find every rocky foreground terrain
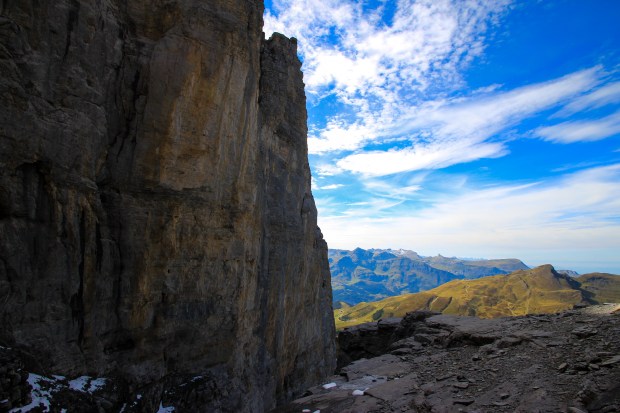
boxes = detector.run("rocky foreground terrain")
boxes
[275,304,620,413]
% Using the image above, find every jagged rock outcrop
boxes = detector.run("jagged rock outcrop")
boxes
[0,0,335,411]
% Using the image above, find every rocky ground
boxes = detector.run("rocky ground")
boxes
[273,304,620,413]
[3,304,619,412]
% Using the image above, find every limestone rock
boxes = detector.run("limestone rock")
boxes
[0,0,335,411]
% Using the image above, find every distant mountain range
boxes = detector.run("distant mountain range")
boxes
[334,265,620,329]
[330,248,529,306]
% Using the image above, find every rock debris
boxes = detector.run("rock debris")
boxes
[273,305,620,413]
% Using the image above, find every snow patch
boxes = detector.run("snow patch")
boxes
[322,382,337,389]
[9,373,109,412]
[352,389,364,396]
[68,376,106,393]
[9,374,57,412]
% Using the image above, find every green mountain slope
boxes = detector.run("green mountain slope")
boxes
[334,265,620,329]
[330,248,529,305]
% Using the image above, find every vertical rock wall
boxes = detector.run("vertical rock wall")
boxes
[0,0,335,411]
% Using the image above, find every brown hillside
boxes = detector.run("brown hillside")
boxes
[576,273,620,304]
[334,265,600,329]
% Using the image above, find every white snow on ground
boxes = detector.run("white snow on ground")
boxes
[157,401,175,412]
[322,382,337,389]
[9,373,108,412]
[68,376,107,393]
[9,374,56,412]
[352,389,364,396]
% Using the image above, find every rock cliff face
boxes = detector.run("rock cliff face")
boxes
[0,0,335,411]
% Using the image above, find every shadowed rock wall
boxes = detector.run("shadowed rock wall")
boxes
[0,0,335,411]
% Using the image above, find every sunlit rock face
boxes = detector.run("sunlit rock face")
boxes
[0,0,335,411]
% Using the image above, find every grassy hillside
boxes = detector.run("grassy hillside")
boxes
[335,265,620,329]
[576,273,620,304]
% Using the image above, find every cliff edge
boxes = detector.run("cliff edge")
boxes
[0,0,335,411]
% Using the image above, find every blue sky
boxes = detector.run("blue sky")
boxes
[263,0,620,274]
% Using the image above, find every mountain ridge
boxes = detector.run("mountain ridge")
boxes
[335,264,620,329]
[330,248,529,306]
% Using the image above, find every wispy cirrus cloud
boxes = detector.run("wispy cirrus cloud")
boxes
[337,141,506,176]
[315,183,344,190]
[337,67,603,176]
[535,110,620,144]
[556,81,620,116]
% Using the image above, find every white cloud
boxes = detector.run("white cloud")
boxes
[304,50,382,94]
[557,81,620,116]
[319,164,620,272]
[266,0,509,95]
[314,162,343,176]
[397,67,602,138]
[308,118,380,154]
[337,141,506,176]
[266,0,513,155]
[341,197,404,218]
[363,179,423,200]
[336,67,601,176]
[319,184,344,190]
[535,110,620,143]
